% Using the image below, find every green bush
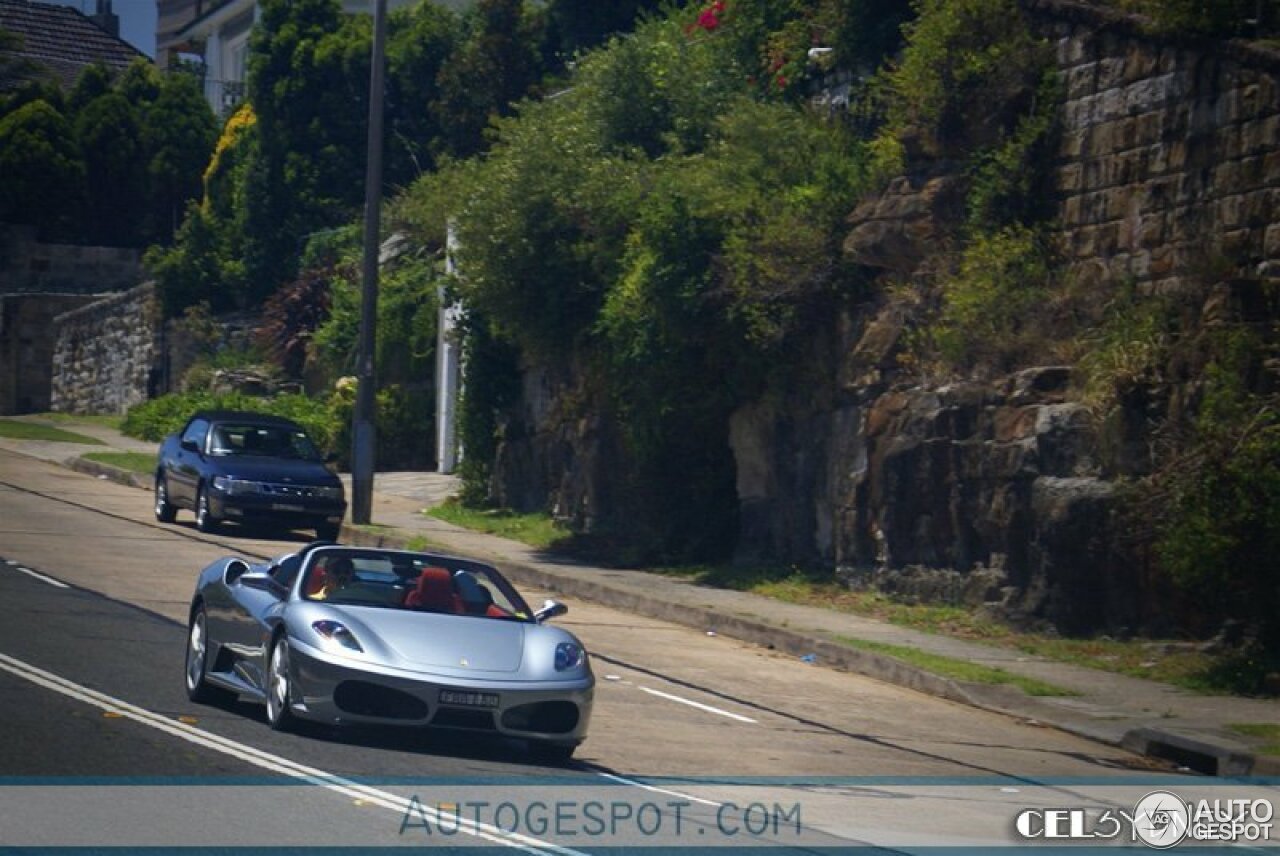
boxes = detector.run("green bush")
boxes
[122,391,337,453]
[874,0,1050,158]
[931,224,1054,371]
[1154,332,1280,655]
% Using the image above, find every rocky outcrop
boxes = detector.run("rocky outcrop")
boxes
[487,1,1280,636]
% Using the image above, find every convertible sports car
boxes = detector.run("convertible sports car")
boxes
[155,410,346,541]
[184,543,594,760]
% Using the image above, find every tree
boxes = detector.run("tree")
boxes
[0,99,85,240]
[245,0,370,294]
[74,91,146,246]
[541,0,661,60]
[384,1,459,184]
[67,63,113,114]
[114,58,162,105]
[431,0,545,159]
[141,70,217,243]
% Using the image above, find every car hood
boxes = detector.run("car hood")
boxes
[344,608,526,674]
[209,457,341,486]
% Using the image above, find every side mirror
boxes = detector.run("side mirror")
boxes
[534,599,568,623]
[181,439,200,454]
[223,559,251,586]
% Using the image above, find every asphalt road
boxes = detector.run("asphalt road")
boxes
[0,448,1203,851]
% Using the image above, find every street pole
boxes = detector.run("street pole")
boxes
[351,0,387,525]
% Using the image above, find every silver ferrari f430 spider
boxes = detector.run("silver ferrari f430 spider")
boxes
[184,542,593,761]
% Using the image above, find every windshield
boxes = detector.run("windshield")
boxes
[208,423,323,462]
[300,549,532,620]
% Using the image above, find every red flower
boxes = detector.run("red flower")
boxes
[697,8,720,30]
[775,75,787,89]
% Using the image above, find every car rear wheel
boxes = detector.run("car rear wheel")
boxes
[315,522,340,542]
[154,475,177,523]
[185,607,232,704]
[266,637,297,731]
[195,486,219,533]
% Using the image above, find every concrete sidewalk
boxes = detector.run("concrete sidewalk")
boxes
[3,413,1278,777]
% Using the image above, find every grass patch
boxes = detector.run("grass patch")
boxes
[36,412,123,429]
[82,451,156,475]
[1228,724,1280,757]
[427,500,567,550]
[649,565,1241,694]
[0,419,104,445]
[837,636,1073,696]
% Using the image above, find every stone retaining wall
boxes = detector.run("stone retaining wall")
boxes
[0,225,141,296]
[0,294,102,414]
[50,284,162,415]
[1033,0,1280,293]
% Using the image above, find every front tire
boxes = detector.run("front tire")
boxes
[154,475,177,523]
[530,741,576,764]
[185,606,232,704]
[195,486,219,533]
[265,637,297,732]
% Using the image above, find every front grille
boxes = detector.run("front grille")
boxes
[431,708,497,731]
[501,702,580,734]
[261,483,325,499]
[334,681,428,720]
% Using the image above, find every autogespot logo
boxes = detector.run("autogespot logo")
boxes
[1131,791,1190,849]
[1015,790,1273,848]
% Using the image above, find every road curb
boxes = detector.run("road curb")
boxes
[66,456,149,490]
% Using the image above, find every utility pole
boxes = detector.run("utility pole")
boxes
[351,0,387,525]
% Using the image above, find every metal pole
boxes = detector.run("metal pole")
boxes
[351,0,386,525]
[436,222,460,473]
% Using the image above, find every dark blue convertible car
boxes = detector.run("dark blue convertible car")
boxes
[155,410,347,541]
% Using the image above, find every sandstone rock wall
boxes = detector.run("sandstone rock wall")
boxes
[1035,0,1280,294]
[50,284,162,415]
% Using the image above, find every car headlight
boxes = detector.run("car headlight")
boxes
[212,476,261,495]
[554,642,585,671]
[314,485,344,501]
[312,620,363,653]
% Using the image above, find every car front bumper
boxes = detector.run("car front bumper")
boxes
[209,491,346,529]
[287,639,595,746]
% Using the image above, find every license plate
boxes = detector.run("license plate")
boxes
[271,503,305,512]
[439,690,499,708]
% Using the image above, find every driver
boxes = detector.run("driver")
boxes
[312,556,354,600]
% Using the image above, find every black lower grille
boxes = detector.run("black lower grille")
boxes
[501,701,580,734]
[334,681,428,720]
[431,707,497,731]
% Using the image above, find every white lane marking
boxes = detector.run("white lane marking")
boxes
[0,651,586,856]
[9,565,69,589]
[635,685,757,723]
[593,770,723,808]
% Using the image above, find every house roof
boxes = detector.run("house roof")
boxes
[0,0,147,91]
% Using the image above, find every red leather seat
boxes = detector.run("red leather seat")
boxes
[404,567,461,613]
